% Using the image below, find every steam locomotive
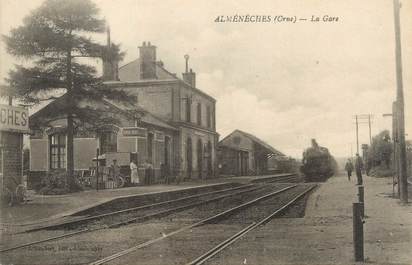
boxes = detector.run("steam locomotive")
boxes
[301,139,337,182]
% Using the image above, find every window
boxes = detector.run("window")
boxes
[50,133,66,169]
[206,106,211,128]
[186,97,191,122]
[186,137,192,178]
[197,103,202,126]
[147,132,154,163]
[100,131,117,154]
[131,94,138,104]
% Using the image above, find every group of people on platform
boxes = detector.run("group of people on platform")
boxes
[129,159,171,186]
[345,153,363,185]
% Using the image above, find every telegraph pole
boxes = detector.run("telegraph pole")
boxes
[368,114,372,146]
[350,143,353,159]
[393,102,400,196]
[353,114,373,154]
[383,104,399,197]
[356,115,359,154]
[393,0,408,204]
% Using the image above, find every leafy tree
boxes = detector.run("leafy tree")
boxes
[368,130,393,169]
[2,0,131,189]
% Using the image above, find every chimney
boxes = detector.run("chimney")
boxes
[102,27,119,81]
[138,41,157,79]
[182,55,196,87]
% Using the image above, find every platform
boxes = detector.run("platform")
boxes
[207,173,412,265]
[0,173,295,228]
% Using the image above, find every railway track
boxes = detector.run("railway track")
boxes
[18,174,297,233]
[187,185,316,265]
[268,175,300,183]
[0,183,285,253]
[1,181,313,265]
[251,174,299,184]
[86,184,315,265]
[24,184,255,232]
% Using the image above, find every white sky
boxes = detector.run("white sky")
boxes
[1,0,411,158]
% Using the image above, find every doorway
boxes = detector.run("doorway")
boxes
[197,139,203,179]
[164,136,170,174]
[186,137,192,179]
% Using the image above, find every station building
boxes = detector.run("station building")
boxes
[29,95,177,183]
[217,130,285,176]
[29,41,218,184]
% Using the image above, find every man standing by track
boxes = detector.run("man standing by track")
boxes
[355,153,363,185]
[345,159,354,181]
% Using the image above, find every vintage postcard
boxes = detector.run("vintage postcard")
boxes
[0,1,411,264]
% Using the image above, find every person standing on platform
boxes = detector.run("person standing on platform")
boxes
[144,159,153,185]
[176,157,183,185]
[130,159,139,185]
[111,159,120,178]
[355,153,363,185]
[160,163,169,184]
[345,159,354,181]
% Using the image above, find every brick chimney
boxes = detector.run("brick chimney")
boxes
[139,41,157,79]
[182,54,196,87]
[102,27,119,81]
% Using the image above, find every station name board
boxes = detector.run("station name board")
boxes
[122,127,147,137]
[155,132,165,141]
[0,104,29,133]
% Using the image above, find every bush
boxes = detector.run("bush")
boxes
[38,186,68,195]
[368,165,395,178]
[33,182,44,192]
[37,171,83,195]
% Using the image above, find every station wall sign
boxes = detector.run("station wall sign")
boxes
[0,104,29,133]
[122,127,147,138]
[155,132,165,142]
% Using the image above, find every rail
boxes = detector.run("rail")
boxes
[24,184,254,232]
[87,184,298,265]
[186,185,317,265]
[0,184,263,253]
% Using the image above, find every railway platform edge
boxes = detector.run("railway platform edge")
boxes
[0,173,295,228]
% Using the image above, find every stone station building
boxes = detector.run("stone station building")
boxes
[217,130,285,176]
[28,40,218,186]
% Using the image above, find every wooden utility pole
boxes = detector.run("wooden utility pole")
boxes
[353,202,364,261]
[368,114,372,146]
[393,0,408,204]
[354,114,372,154]
[356,115,359,154]
[350,143,353,159]
[384,103,400,196]
[392,102,400,196]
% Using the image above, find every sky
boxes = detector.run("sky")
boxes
[0,0,411,158]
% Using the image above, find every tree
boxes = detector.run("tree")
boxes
[2,0,131,189]
[368,130,393,169]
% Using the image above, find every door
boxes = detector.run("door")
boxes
[186,137,192,178]
[197,139,203,179]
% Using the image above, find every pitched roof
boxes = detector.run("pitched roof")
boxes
[118,59,178,82]
[105,98,177,131]
[220,129,285,156]
[29,94,177,131]
[116,59,216,103]
[29,94,69,127]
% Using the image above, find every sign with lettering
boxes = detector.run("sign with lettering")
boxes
[122,127,147,137]
[155,132,165,141]
[0,104,29,133]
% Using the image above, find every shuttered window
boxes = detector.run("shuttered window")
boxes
[50,133,66,169]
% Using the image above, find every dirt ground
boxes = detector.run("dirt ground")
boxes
[0,174,293,226]
[205,173,412,265]
[1,175,410,265]
[0,183,296,265]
